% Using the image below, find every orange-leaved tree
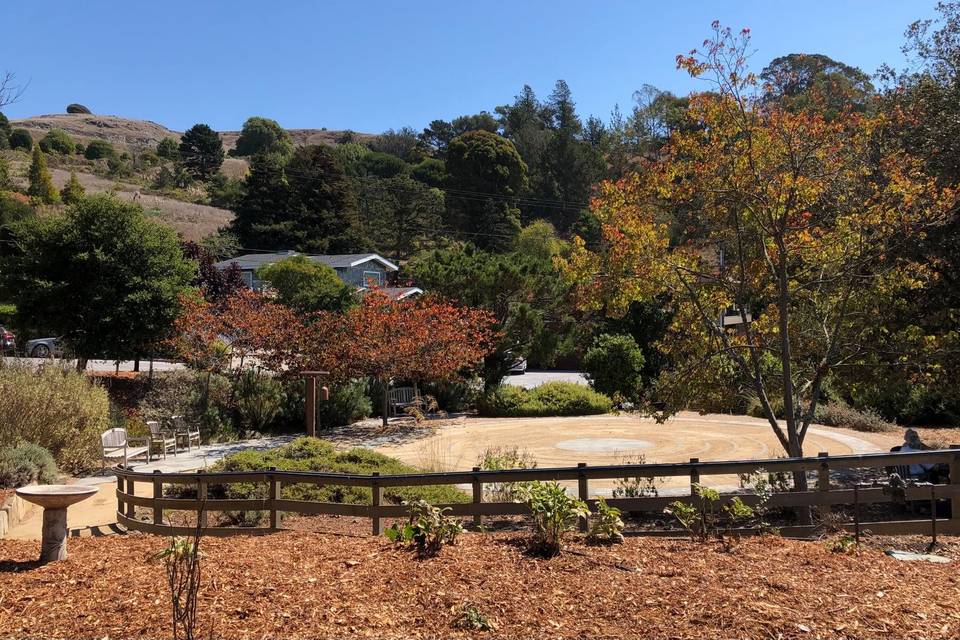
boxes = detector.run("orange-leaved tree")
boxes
[300,291,497,427]
[561,23,956,491]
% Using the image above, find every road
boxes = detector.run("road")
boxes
[2,356,184,373]
[502,369,588,389]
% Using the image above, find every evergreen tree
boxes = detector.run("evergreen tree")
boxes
[231,153,290,249]
[445,130,527,251]
[0,154,10,189]
[27,146,59,204]
[178,123,224,180]
[284,145,357,253]
[60,171,85,204]
[0,112,10,149]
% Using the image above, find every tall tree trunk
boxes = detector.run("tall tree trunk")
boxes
[75,357,88,371]
[133,357,140,372]
[382,382,390,428]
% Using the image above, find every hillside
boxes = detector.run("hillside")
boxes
[11,112,374,151]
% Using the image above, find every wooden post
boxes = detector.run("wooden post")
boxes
[197,476,208,530]
[472,466,483,528]
[689,458,700,494]
[305,377,316,438]
[152,470,163,526]
[116,475,124,518]
[371,472,382,536]
[269,467,281,530]
[817,452,831,519]
[949,445,960,529]
[125,477,135,518]
[577,462,589,533]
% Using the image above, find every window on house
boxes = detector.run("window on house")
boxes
[362,270,383,287]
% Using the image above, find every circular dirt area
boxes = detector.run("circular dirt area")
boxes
[374,412,902,493]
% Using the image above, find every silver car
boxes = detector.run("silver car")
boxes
[25,337,64,358]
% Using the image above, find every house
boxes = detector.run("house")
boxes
[215,251,423,300]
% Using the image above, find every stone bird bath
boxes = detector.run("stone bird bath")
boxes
[15,485,99,563]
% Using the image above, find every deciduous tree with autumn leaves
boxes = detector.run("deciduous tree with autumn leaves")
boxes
[561,24,956,493]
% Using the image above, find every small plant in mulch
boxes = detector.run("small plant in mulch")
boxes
[826,533,861,555]
[664,483,755,542]
[384,499,463,557]
[451,602,496,631]
[587,496,625,544]
[520,481,589,557]
[151,520,205,640]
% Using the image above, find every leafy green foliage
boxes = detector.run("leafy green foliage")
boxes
[356,174,444,259]
[27,146,59,204]
[3,195,194,363]
[451,603,494,631]
[156,137,180,161]
[39,129,75,155]
[477,382,612,417]
[233,369,285,432]
[477,446,536,502]
[520,481,589,556]
[0,443,58,488]
[384,499,464,556]
[582,333,645,402]
[665,484,755,542]
[84,139,116,160]
[0,363,109,472]
[588,496,625,544]
[316,379,373,428]
[59,171,85,204]
[178,123,224,180]
[234,116,293,158]
[255,256,356,313]
[8,128,32,151]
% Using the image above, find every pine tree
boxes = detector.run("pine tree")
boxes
[0,154,10,189]
[27,146,59,204]
[60,171,85,204]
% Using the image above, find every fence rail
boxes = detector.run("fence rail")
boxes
[114,447,960,538]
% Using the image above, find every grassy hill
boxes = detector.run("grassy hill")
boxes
[11,112,374,152]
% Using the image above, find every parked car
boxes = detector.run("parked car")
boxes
[0,326,15,354]
[508,357,528,375]
[25,337,64,358]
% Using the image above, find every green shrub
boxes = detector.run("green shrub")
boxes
[0,443,58,488]
[384,499,463,556]
[9,128,32,151]
[815,402,896,433]
[84,139,116,160]
[157,137,180,161]
[234,369,284,432]
[39,129,75,155]
[477,381,612,417]
[190,437,468,525]
[588,496,625,544]
[317,379,372,428]
[477,446,536,502]
[0,364,108,472]
[582,333,644,401]
[521,481,589,556]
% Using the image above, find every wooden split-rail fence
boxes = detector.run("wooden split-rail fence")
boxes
[115,447,960,538]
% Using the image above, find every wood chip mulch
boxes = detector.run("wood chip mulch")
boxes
[1,530,959,639]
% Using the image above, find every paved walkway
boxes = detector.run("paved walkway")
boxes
[5,436,293,541]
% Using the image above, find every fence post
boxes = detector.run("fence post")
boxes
[950,445,960,530]
[472,466,483,528]
[116,474,124,518]
[125,477,136,518]
[689,458,700,495]
[152,470,163,526]
[817,452,830,519]
[197,474,208,530]
[371,472,382,536]
[577,463,589,532]
[269,467,281,530]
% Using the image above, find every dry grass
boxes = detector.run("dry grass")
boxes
[1,530,959,639]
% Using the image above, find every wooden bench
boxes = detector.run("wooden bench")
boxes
[101,428,150,470]
[389,386,418,416]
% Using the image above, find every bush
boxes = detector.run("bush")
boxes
[0,364,109,472]
[384,499,463,557]
[477,446,536,502]
[521,481,589,556]
[588,496,625,544]
[66,103,92,114]
[234,369,284,432]
[39,129,75,155]
[9,128,32,151]
[156,137,179,161]
[84,139,116,160]
[477,381,612,417]
[0,443,58,488]
[815,402,896,433]
[192,437,468,525]
[582,333,644,401]
[316,379,372,428]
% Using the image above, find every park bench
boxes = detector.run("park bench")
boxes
[171,415,200,451]
[100,428,149,470]
[389,386,418,416]
[146,420,178,459]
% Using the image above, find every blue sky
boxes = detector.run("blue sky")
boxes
[1,1,936,133]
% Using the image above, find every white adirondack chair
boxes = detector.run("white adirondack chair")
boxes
[146,420,178,459]
[101,428,150,470]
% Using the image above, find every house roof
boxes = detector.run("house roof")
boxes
[215,251,399,272]
[377,287,423,300]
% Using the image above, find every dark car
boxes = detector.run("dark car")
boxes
[0,326,15,354]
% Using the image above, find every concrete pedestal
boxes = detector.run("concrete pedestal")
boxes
[40,507,68,563]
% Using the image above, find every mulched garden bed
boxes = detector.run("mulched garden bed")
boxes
[1,528,959,639]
